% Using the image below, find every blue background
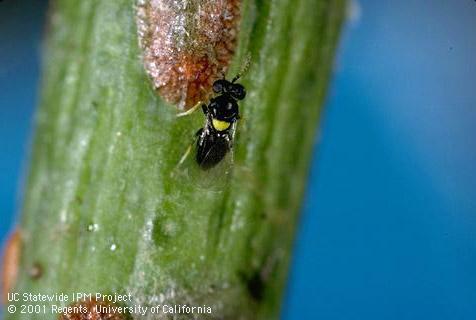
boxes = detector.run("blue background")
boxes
[1,1,475,319]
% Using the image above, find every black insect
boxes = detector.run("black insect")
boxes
[195,76,246,169]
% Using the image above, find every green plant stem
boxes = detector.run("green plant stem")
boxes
[7,0,345,319]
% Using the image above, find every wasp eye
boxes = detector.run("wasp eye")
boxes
[230,83,246,100]
[213,80,228,93]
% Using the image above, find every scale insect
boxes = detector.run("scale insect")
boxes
[136,0,242,110]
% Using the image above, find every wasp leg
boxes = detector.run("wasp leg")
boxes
[228,123,237,166]
[228,137,235,167]
[176,101,203,117]
[172,128,203,174]
[230,122,237,145]
[176,144,193,168]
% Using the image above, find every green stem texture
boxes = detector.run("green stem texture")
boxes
[7,0,345,319]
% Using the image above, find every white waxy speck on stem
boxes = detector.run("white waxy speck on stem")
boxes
[87,223,99,232]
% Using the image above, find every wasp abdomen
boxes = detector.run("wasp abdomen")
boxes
[196,133,231,170]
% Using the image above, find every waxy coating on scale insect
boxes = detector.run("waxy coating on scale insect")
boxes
[195,75,246,169]
[136,0,242,110]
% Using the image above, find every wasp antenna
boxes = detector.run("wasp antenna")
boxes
[232,53,251,83]
[231,74,241,83]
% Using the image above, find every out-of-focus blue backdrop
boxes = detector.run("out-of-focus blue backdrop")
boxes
[1,1,475,319]
[0,1,48,243]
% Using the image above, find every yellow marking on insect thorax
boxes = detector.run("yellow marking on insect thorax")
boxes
[212,118,231,131]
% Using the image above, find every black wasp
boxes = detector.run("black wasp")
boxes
[194,75,246,169]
